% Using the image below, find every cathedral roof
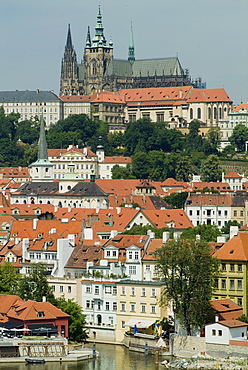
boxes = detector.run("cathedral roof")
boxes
[104,57,184,78]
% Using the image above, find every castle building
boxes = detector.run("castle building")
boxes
[60,6,193,96]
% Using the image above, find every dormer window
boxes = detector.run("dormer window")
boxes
[37,311,44,318]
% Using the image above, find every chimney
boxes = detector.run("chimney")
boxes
[108,213,113,226]
[33,218,38,230]
[110,230,118,238]
[162,231,170,243]
[179,89,182,99]
[230,226,239,240]
[117,207,121,214]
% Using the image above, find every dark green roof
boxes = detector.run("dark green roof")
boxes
[104,57,184,78]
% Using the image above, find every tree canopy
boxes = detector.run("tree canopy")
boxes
[0,262,20,294]
[56,298,88,342]
[229,124,248,152]
[180,224,221,242]
[155,239,219,335]
[18,263,56,303]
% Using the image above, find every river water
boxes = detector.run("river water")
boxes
[0,343,167,370]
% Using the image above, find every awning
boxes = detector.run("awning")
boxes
[1,321,24,330]
[28,323,57,334]
[125,318,156,329]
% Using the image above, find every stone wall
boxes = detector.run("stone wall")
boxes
[87,326,115,342]
[172,335,206,357]
[206,342,248,358]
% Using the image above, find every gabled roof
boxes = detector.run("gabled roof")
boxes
[233,103,248,112]
[186,88,232,103]
[192,182,230,192]
[0,167,30,178]
[224,171,243,179]
[210,299,244,321]
[213,232,248,261]
[91,91,125,104]
[142,209,193,229]
[7,300,69,321]
[0,294,22,314]
[48,146,97,158]
[121,86,192,103]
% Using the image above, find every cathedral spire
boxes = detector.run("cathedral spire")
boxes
[66,24,73,49]
[86,26,91,47]
[38,116,48,161]
[92,4,107,46]
[128,22,135,64]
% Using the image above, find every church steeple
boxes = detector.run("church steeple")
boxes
[66,24,73,49]
[86,26,91,48]
[128,22,135,64]
[29,116,54,182]
[38,116,48,161]
[92,4,107,46]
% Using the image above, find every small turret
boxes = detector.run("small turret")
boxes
[96,136,105,163]
[86,26,91,48]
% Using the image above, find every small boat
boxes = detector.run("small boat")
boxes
[25,358,46,364]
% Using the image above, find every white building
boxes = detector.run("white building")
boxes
[81,277,118,328]
[205,320,248,345]
[0,90,63,127]
[60,95,91,119]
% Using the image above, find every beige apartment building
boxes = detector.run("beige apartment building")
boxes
[115,280,167,342]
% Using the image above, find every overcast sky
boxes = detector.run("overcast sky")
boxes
[0,0,247,104]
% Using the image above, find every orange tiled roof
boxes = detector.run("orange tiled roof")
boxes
[121,86,192,103]
[0,294,22,314]
[103,156,132,164]
[213,232,248,261]
[233,103,248,112]
[48,146,97,158]
[186,88,232,103]
[59,95,92,102]
[142,239,163,261]
[65,240,103,269]
[7,300,69,321]
[210,299,243,321]
[187,193,232,206]
[217,320,248,328]
[142,209,193,229]
[224,171,242,179]
[192,182,231,191]
[91,91,125,104]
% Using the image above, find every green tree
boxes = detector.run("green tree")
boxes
[155,239,220,335]
[206,127,222,151]
[164,192,188,209]
[132,151,150,179]
[0,106,20,140]
[18,263,56,303]
[201,155,222,182]
[180,224,221,242]
[185,120,203,152]
[229,124,248,152]
[147,151,167,181]
[175,156,193,181]
[0,262,20,294]
[221,220,240,234]
[15,118,40,145]
[122,225,171,239]
[56,298,88,342]
[111,164,135,179]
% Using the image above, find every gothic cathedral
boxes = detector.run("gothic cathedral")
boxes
[60,5,192,96]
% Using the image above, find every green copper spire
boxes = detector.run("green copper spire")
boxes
[86,26,91,47]
[128,22,135,64]
[38,116,48,161]
[92,4,107,47]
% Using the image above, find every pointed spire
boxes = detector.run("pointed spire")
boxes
[38,116,48,161]
[86,26,91,47]
[128,22,135,64]
[92,4,107,47]
[66,24,73,49]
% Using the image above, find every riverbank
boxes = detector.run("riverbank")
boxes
[165,356,248,369]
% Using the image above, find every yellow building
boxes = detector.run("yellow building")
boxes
[213,232,248,314]
[115,279,167,342]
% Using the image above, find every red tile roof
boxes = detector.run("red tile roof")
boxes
[142,239,163,261]
[218,320,248,328]
[233,104,248,112]
[103,157,132,164]
[142,209,193,229]
[48,146,97,158]
[213,232,248,261]
[224,171,243,179]
[91,91,126,104]
[59,95,92,102]
[210,299,244,321]
[186,88,232,103]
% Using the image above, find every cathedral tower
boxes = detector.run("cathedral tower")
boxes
[83,5,113,95]
[60,24,82,95]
